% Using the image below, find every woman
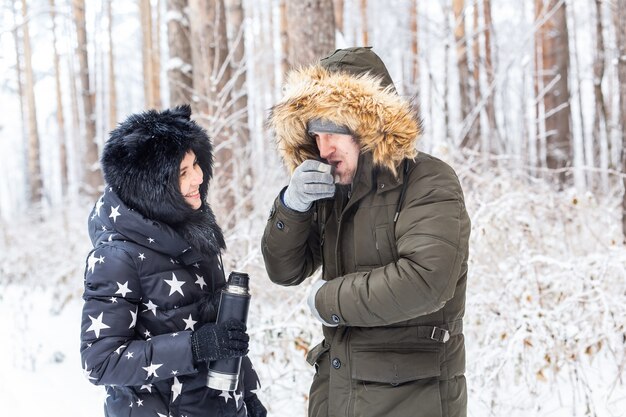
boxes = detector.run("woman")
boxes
[80,105,266,417]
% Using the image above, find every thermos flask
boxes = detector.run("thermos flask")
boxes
[207,271,251,391]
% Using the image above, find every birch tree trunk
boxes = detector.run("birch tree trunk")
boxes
[140,0,161,109]
[471,0,482,149]
[72,0,101,196]
[49,0,69,195]
[333,0,344,35]
[453,0,474,148]
[107,0,117,129]
[360,0,368,45]
[279,0,289,75]
[11,0,27,173]
[166,0,193,106]
[285,0,335,68]
[615,0,626,239]
[536,0,572,186]
[407,0,419,96]
[483,0,497,149]
[21,0,43,204]
[592,0,610,181]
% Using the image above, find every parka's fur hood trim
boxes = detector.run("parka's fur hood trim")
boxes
[269,65,421,176]
[101,105,225,255]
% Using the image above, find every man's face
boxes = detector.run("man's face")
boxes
[313,133,360,185]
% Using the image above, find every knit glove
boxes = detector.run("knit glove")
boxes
[283,160,335,212]
[191,318,249,363]
[244,394,267,417]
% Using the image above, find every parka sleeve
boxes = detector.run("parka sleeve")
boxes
[261,189,322,286]
[80,244,197,386]
[314,162,471,327]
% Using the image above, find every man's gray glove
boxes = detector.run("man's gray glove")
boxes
[283,160,335,212]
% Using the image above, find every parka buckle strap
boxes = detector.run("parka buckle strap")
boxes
[430,327,450,343]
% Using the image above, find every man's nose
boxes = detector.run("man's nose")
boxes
[317,136,334,158]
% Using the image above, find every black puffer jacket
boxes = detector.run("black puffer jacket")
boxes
[80,189,260,416]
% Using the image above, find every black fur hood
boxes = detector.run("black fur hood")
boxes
[100,105,225,255]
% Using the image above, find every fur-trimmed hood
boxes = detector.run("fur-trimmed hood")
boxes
[269,48,422,176]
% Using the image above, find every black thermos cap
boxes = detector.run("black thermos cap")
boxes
[228,271,249,288]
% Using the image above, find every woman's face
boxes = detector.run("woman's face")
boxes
[179,151,203,210]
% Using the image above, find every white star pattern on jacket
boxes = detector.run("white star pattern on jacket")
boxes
[234,391,242,407]
[138,253,146,261]
[129,308,137,328]
[87,312,110,338]
[87,251,105,274]
[194,274,206,289]
[219,391,231,403]
[94,196,104,217]
[82,361,97,381]
[164,273,186,296]
[143,300,158,316]
[140,384,152,392]
[142,362,162,379]
[182,314,197,330]
[114,344,127,354]
[172,377,183,402]
[115,281,132,297]
[109,205,121,222]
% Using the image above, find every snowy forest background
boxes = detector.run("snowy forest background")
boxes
[1,0,625,416]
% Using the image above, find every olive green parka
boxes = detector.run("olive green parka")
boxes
[262,47,471,417]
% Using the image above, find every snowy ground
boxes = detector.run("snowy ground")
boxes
[1,159,625,417]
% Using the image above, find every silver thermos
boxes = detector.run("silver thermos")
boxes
[207,271,251,391]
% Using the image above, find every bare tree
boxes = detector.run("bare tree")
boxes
[189,0,239,224]
[11,0,27,168]
[285,0,335,67]
[166,0,193,105]
[615,0,626,238]
[225,0,253,214]
[107,0,117,129]
[279,0,289,75]
[360,0,368,45]
[72,0,102,196]
[49,0,69,195]
[592,0,611,178]
[483,0,497,147]
[140,0,161,109]
[453,0,474,148]
[333,0,344,35]
[535,0,572,186]
[471,0,482,147]
[20,0,43,203]
[406,0,419,96]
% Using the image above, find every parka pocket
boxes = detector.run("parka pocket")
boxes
[351,347,440,385]
[351,347,443,417]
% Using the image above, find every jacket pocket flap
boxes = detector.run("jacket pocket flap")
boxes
[306,341,330,366]
[351,349,440,384]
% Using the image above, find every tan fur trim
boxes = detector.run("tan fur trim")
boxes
[269,65,421,176]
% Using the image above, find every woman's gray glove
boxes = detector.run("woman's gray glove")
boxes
[191,318,249,363]
[283,160,335,212]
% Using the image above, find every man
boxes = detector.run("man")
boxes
[262,47,470,417]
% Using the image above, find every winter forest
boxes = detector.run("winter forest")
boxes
[0,0,625,415]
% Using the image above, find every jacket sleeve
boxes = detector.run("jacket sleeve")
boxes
[315,161,471,327]
[80,244,197,386]
[261,189,322,286]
